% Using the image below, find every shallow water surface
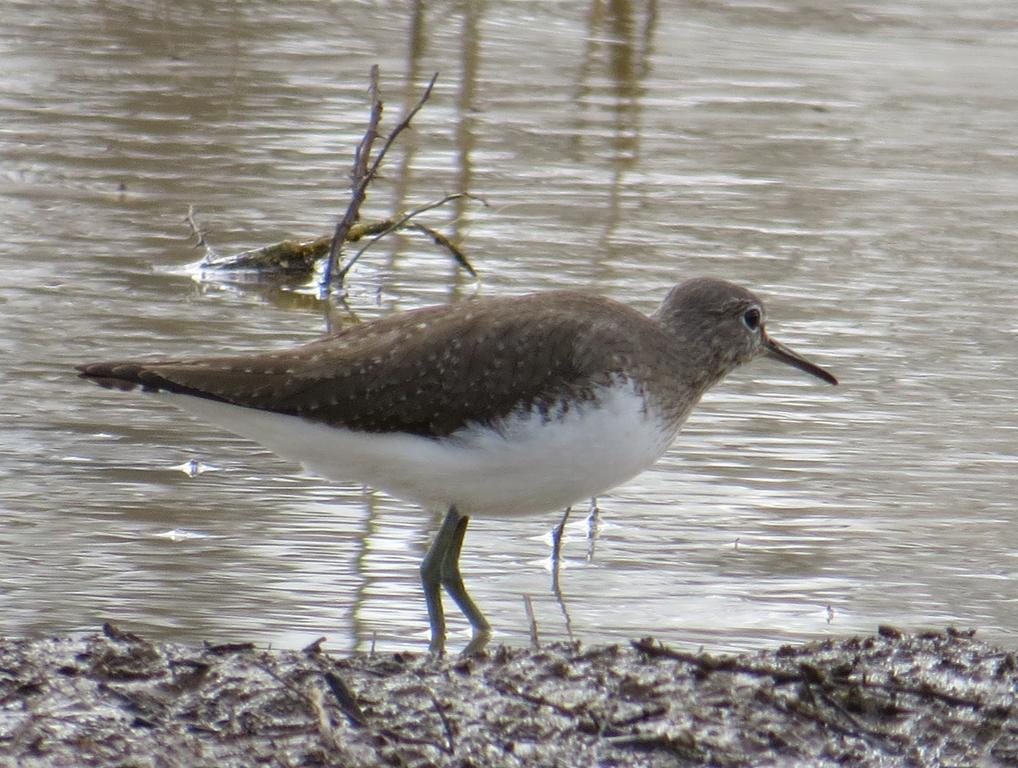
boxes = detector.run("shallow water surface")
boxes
[2,1,1017,654]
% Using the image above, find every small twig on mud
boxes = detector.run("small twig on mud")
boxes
[302,637,327,656]
[338,192,484,280]
[491,678,580,717]
[631,638,802,684]
[655,636,983,710]
[605,732,703,760]
[101,622,145,644]
[203,640,256,656]
[324,671,369,727]
[308,687,339,750]
[523,594,540,649]
[797,664,880,740]
[321,69,439,293]
[427,691,456,755]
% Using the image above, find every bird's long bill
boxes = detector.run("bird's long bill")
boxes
[764,335,838,385]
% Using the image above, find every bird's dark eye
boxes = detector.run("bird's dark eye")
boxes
[741,306,762,332]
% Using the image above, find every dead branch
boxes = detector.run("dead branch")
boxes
[321,65,383,292]
[321,69,440,293]
[338,192,484,280]
[405,224,475,276]
[185,205,216,258]
[193,196,477,276]
[189,70,474,285]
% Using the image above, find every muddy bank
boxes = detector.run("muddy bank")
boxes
[1,624,1015,767]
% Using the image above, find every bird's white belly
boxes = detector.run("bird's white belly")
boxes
[165,380,679,518]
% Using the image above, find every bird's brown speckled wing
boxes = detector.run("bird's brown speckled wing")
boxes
[78,292,655,438]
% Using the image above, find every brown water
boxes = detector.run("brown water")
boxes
[2,1,1017,654]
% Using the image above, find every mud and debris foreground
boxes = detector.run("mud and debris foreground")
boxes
[0,625,1015,767]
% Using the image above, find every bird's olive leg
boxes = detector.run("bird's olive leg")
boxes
[439,511,492,655]
[420,507,465,654]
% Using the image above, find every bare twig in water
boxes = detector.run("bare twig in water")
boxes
[194,210,472,276]
[321,65,382,292]
[338,192,484,280]
[364,72,438,192]
[405,223,475,275]
[190,71,473,284]
[586,497,601,562]
[551,506,571,565]
[321,69,439,293]
[185,205,217,259]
